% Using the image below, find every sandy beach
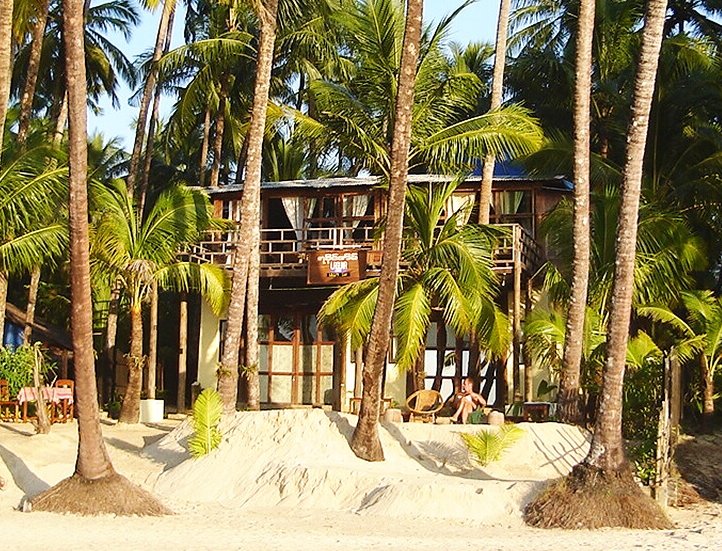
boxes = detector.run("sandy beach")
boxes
[1,410,720,550]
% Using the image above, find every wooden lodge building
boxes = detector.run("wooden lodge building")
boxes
[188,172,571,412]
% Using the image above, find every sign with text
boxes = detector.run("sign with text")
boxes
[307,249,367,285]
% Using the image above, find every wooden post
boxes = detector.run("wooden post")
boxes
[670,352,682,435]
[177,293,188,412]
[523,277,534,401]
[512,226,522,404]
[337,337,347,412]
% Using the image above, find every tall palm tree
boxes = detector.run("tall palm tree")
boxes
[526,0,673,529]
[558,0,595,425]
[347,0,423,462]
[127,0,176,196]
[0,0,13,155]
[0,145,67,343]
[91,181,226,424]
[639,290,722,425]
[31,0,167,515]
[218,0,280,414]
[478,0,511,225]
[320,180,507,375]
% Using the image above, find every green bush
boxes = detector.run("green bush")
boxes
[0,345,54,397]
[188,388,223,458]
[461,424,525,466]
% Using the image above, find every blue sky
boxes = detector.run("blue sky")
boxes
[88,0,500,148]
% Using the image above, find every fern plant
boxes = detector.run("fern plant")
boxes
[188,388,223,458]
[460,424,525,466]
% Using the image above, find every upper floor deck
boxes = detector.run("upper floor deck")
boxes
[192,174,571,284]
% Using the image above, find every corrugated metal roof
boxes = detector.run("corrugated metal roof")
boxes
[203,173,572,195]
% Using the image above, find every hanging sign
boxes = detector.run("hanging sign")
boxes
[307,250,367,284]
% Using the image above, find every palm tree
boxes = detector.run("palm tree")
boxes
[346,0,423,462]
[478,0,511,225]
[526,0,673,529]
[639,290,722,425]
[218,0,280,414]
[558,0,595,425]
[91,181,226,424]
[31,0,167,514]
[306,0,543,177]
[320,180,507,376]
[0,0,13,155]
[127,0,175,196]
[0,145,67,343]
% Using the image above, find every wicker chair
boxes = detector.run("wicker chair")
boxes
[405,389,444,423]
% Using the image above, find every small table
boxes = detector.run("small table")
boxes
[17,387,74,423]
[522,401,552,422]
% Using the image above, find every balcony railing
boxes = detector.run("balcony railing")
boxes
[185,223,541,278]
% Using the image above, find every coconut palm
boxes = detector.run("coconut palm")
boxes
[0,145,68,343]
[639,290,722,424]
[31,0,166,515]
[558,0,595,425]
[0,0,13,155]
[526,0,673,529]
[91,181,227,424]
[218,0,280,414]
[306,0,543,178]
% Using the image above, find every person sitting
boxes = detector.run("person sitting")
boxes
[450,377,486,424]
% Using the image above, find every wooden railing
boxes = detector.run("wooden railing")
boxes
[185,223,541,277]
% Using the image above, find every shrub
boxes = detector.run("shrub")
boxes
[461,424,525,466]
[188,388,223,458]
[0,345,55,397]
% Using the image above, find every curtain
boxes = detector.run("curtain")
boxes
[446,192,475,227]
[346,194,370,228]
[282,197,317,247]
[497,191,525,214]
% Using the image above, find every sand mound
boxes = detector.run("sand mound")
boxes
[150,410,589,525]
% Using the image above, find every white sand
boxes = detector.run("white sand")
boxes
[0,410,720,550]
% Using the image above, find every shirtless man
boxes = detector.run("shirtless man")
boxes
[450,377,486,424]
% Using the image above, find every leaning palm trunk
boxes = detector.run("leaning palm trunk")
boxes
[217,0,278,413]
[0,0,13,157]
[127,0,175,196]
[32,1,168,513]
[558,0,595,426]
[146,282,159,400]
[245,231,261,410]
[477,0,510,225]
[350,0,423,462]
[17,0,51,145]
[24,267,42,341]
[525,0,671,529]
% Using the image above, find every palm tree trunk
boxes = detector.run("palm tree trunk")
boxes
[218,0,279,413]
[146,282,158,400]
[138,8,175,213]
[0,271,7,344]
[209,83,228,188]
[119,303,143,423]
[0,0,14,157]
[199,108,211,187]
[477,0,510,224]
[432,321,446,391]
[53,92,69,144]
[558,0,595,426]
[23,267,41,342]
[351,0,423,462]
[700,354,714,427]
[59,0,115,479]
[127,0,175,196]
[585,0,668,472]
[103,284,121,405]
[17,0,51,145]
[177,292,187,411]
[245,231,261,410]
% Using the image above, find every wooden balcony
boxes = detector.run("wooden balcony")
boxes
[185,223,541,280]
